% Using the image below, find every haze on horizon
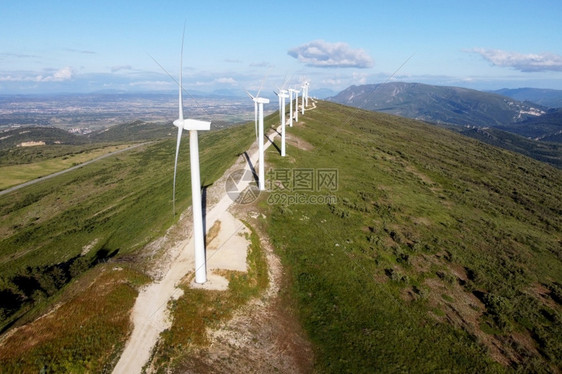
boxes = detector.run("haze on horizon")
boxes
[1,0,561,95]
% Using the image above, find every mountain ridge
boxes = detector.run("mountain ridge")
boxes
[327,82,547,129]
[491,87,562,108]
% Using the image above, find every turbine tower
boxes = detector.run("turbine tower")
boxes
[288,88,299,127]
[275,90,289,156]
[172,32,211,284]
[294,88,300,122]
[301,84,306,115]
[247,91,269,190]
[304,81,310,108]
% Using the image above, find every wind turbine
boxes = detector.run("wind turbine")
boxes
[274,90,289,156]
[304,81,310,108]
[172,31,211,284]
[247,90,269,191]
[301,83,306,115]
[288,88,299,127]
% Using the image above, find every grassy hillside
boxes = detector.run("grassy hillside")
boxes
[261,101,561,372]
[0,122,255,336]
[88,120,173,142]
[445,125,562,169]
[0,126,86,150]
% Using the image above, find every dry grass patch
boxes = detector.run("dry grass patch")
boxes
[0,265,149,373]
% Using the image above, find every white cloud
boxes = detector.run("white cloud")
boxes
[0,67,73,82]
[321,78,344,86]
[288,40,374,68]
[111,65,132,73]
[42,66,73,81]
[352,72,369,85]
[215,77,237,85]
[471,48,562,72]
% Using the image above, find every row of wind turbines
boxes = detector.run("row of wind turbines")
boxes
[170,34,311,284]
[247,79,310,189]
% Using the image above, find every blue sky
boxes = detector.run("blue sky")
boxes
[1,0,562,94]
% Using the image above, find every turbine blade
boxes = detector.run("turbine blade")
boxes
[246,90,255,100]
[178,25,185,120]
[148,53,178,86]
[173,126,183,215]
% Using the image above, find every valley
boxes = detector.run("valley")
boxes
[0,93,268,131]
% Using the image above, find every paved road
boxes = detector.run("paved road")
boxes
[0,142,151,197]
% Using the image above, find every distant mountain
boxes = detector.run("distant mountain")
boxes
[210,89,245,97]
[491,88,562,108]
[327,82,547,129]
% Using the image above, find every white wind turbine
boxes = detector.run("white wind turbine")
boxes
[274,89,289,156]
[288,88,299,126]
[301,83,306,115]
[246,90,269,191]
[304,81,310,108]
[172,31,211,284]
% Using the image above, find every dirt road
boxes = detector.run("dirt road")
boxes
[112,127,280,374]
[113,100,316,373]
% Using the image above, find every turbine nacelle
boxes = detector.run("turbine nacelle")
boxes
[253,97,270,104]
[173,118,211,131]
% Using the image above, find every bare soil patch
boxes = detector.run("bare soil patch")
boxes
[177,208,314,373]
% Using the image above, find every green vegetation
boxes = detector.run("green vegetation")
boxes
[0,122,254,339]
[445,125,562,169]
[1,99,560,372]
[329,83,562,168]
[0,265,150,373]
[149,221,269,372]
[88,120,173,142]
[0,144,133,190]
[0,126,87,151]
[262,101,561,372]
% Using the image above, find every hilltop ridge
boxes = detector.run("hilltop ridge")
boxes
[262,100,562,372]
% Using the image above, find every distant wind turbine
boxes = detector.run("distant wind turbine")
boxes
[246,89,269,190]
[274,89,289,156]
[304,81,310,108]
[172,29,211,284]
[288,88,299,127]
[301,83,306,115]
